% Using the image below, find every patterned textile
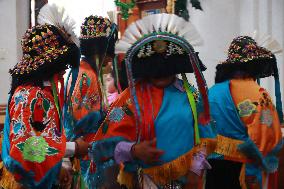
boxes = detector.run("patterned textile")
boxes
[86,79,216,188]
[64,59,102,141]
[208,79,283,189]
[2,85,66,188]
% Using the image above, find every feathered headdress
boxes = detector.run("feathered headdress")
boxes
[37,3,79,47]
[116,13,210,144]
[9,3,80,95]
[251,31,283,54]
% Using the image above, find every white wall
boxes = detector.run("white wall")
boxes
[189,0,283,105]
[49,0,116,36]
[0,0,29,104]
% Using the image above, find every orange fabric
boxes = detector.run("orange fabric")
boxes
[230,79,282,156]
[215,135,250,163]
[69,59,101,121]
[8,85,66,182]
[143,138,217,185]
[85,81,164,143]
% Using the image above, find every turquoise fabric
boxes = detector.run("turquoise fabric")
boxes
[209,81,248,141]
[154,81,195,164]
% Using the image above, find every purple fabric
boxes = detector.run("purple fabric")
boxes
[114,141,135,164]
[173,78,185,92]
[190,150,211,176]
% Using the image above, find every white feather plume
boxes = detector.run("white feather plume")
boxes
[37,3,79,47]
[251,31,282,54]
[115,13,203,54]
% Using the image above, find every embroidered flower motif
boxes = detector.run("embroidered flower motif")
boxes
[260,110,273,127]
[14,88,29,110]
[237,99,257,117]
[17,136,59,163]
[109,107,125,122]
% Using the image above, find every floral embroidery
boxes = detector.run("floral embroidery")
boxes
[11,115,26,141]
[237,99,257,117]
[17,136,59,163]
[14,88,29,110]
[109,107,125,122]
[259,89,273,107]
[260,110,273,127]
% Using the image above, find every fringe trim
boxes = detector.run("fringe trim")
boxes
[117,138,216,187]
[215,135,250,163]
[117,164,135,189]
[0,167,23,189]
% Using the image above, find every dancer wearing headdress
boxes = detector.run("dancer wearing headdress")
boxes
[206,34,283,189]
[86,13,216,188]
[1,4,89,189]
[63,15,118,186]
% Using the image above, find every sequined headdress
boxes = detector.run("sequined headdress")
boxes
[215,35,279,82]
[216,33,283,123]
[9,4,80,89]
[79,15,118,57]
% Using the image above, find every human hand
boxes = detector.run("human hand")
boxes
[131,138,164,164]
[74,138,91,158]
[190,149,211,176]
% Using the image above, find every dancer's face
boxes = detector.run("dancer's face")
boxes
[149,75,175,88]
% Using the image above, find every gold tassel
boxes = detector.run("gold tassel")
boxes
[117,163,135,189]
[0,167,23,189]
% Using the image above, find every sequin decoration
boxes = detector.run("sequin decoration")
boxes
[260,109,273,127]
[9,24,69,76]
[137,40,185,58]
[16,136,59,163]
[237,99,257,117]
[222,36,274,64]
[80,15,112,39]
[109,107,125,123]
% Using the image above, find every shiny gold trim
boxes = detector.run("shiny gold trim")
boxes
[215,135,249,163]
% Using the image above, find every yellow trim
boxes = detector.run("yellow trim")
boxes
[215,135,249,162]
[118,138,216,187]
[117,166,135,189]
[0,167,23,189]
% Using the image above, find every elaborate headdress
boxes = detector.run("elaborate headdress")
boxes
[216,33,283,123]
[9,4,80,93]
[80,15,118,58]
[116,13,210,143]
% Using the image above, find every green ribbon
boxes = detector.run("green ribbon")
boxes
[181,73,200,145]
[96,55,109,109]
[51,78,63,132]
